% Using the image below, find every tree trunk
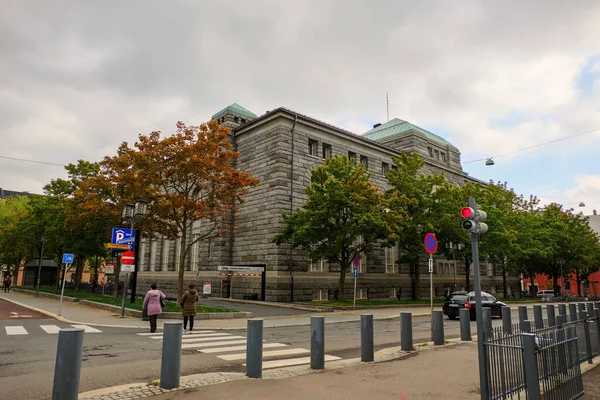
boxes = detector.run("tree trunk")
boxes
[552,270,559,295]
[177,233,187,303]
[338,263,348,302]
[410,260,420,300]
[113,258,121,298]
[502,270,507,298]
[576,270,581,297]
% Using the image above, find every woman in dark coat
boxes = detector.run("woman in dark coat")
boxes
[181,282,199,333]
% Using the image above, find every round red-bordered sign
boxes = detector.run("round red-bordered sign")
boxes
[423,233,438,254]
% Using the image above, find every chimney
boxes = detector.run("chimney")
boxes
[373,123,382,128]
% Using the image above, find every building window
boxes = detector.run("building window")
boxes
[357,288,368,299]
[322,143,332,159]
[389,288,399,299]
[487,263,494,277]
[428,147,433,157]
[309,139,319,156]
[441,152,447,162]
[385,244,397,274]
[310,259,327,272]
[360,155,368,170]
[348,151,357,164]
[312,289,328,301]
[382,162,389,175]
[434,150,439,160]
[241,119,246,124]
[234,116,239,123]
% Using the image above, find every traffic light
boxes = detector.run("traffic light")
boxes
[461,206,488,234]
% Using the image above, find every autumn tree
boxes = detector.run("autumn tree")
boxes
[96,121,259,301]
[273,155,401,302]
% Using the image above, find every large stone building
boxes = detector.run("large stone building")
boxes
[137,103,517,301]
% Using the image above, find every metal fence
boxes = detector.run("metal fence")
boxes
[483,304,600,400]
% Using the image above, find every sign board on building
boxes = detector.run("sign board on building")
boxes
[121,264,135,273]
[105,264,115,274]
[217,266,264,272]
[203,283,212,295]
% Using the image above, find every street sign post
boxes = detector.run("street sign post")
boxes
[111,228,135,250]
[353,256,360,310]
[119,252,135,318]
[423,233,438,316]
[58,254,74,317]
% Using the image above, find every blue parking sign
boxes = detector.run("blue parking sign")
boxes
[112,227,135,250]
[62,253,74,264]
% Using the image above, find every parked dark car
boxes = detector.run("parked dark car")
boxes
[442,291,507,320]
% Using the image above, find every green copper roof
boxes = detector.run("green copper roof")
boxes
[363,118,458,150]
[211,103,257,120]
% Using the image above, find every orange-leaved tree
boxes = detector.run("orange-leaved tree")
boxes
[98,120,259,301]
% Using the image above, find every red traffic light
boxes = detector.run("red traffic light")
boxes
[461,207,474,218]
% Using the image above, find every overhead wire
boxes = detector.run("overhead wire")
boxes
[0,155,65,167]
[463,127,600,164]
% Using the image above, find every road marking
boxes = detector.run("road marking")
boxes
[218,348,310,361]
[182,339,248,349]
[5,326,28,335]
[40,325,61,334]
[136,330,215,336]
[201,343,287,354]
[150,332,229,340]
[257,355,342,369]
[180,335,245,343]
[70,325,102,333]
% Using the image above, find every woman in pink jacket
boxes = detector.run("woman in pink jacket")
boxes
[142,283,166,333]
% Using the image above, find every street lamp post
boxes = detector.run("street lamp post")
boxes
[122,201,148,304]
[35,236,45,297]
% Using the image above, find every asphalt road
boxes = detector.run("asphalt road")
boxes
[0,305,531,400]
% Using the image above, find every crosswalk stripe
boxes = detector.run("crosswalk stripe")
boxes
[40,325,61,334]
[182,339,247,349]
[150,333,229,340]
[218,348,310,361]
[70,325,102,333]
[5,326,28,335]
[258,355,342,369]
[137,330,215,337]
[179,335,245,343]
[201,343,288,354]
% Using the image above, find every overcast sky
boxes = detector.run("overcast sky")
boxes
[1,0,599,213]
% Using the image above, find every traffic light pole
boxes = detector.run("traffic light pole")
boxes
[469,197,489,400]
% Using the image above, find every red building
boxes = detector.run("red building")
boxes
[522,270,600,296]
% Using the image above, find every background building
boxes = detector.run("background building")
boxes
[136,103,517,301]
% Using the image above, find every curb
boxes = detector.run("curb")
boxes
[211,298,335,313]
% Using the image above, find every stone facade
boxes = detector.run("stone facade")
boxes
[137,105,518,301]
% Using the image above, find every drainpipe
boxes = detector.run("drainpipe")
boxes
[289,115,298,303]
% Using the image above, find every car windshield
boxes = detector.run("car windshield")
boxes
[450,295,468,302]
[482,294,497,302]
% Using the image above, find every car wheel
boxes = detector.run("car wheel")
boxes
[470,311,476,321]
[448,315,457,320]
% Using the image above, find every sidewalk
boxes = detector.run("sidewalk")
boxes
[82,342,482,400]
[0,289,541,330]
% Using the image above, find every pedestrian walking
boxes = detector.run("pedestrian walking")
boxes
[3,275,11,293]
[142,283,166,333]
[180,282,199,333]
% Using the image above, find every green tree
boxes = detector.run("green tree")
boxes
[385,151,451,300]
[0,195,31,281]
[274,155,400,301]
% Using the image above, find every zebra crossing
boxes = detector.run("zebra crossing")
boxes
[2,324,102,336]
[137,330,342,369]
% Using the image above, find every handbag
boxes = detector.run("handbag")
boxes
[160,297,166,308]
